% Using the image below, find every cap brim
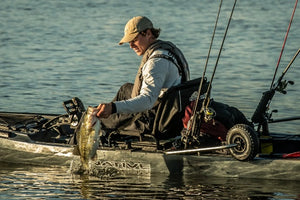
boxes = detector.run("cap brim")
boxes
[119,32,139,45]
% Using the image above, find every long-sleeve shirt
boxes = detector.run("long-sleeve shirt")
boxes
[114,49,182,113]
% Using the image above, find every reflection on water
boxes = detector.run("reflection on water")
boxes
[0,162,299,199]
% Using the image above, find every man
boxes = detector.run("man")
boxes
[96,16,190,138]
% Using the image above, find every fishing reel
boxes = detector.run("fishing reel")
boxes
[274,79,294,94]
[181,113,202,149]
[181,107,217,149]
[204,107,216,122]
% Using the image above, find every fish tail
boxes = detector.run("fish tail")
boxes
[80,158,90,174]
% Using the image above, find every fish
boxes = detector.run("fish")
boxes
[76,106,101,173]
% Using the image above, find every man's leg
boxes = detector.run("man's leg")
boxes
[100,83,134,129]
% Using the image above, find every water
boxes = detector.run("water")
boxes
[0,0,299,199]
[0,163,299,200]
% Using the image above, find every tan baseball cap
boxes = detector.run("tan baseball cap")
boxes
[119,16,153,45]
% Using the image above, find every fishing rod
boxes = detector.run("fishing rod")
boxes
[270,0,298,89]
[275,48,299,92]
[186,0,238,146]
[252,48,299,124]
[251,0,298,125]
[202,0,237,109]
[183,0,223,146]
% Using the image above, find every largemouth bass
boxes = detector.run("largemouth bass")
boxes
[76,106,101,173]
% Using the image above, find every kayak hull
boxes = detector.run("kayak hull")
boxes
[1,136,299,180]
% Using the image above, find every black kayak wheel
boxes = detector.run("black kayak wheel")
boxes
[226,124,259,161]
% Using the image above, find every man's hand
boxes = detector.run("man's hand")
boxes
[96,103,112,118]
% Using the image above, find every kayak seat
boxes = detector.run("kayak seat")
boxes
[151,77,209,141]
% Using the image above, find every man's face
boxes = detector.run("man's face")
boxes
[129,30,152,56]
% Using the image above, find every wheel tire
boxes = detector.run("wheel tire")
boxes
[226,124,259,161]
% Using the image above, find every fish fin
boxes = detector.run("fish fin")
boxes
[73,145,80,155]
[91,152,97,161]
[79,163,89,175]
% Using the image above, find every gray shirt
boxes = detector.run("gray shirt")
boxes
[114,49,181,113]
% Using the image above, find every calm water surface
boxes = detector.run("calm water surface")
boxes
[0,163,299,200]
[0,0,299,199]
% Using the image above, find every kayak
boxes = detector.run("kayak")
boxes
[0,111,299,181]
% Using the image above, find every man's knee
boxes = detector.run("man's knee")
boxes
[114,83,134,101]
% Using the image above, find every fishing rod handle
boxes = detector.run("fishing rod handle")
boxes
[251,90,275,123]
